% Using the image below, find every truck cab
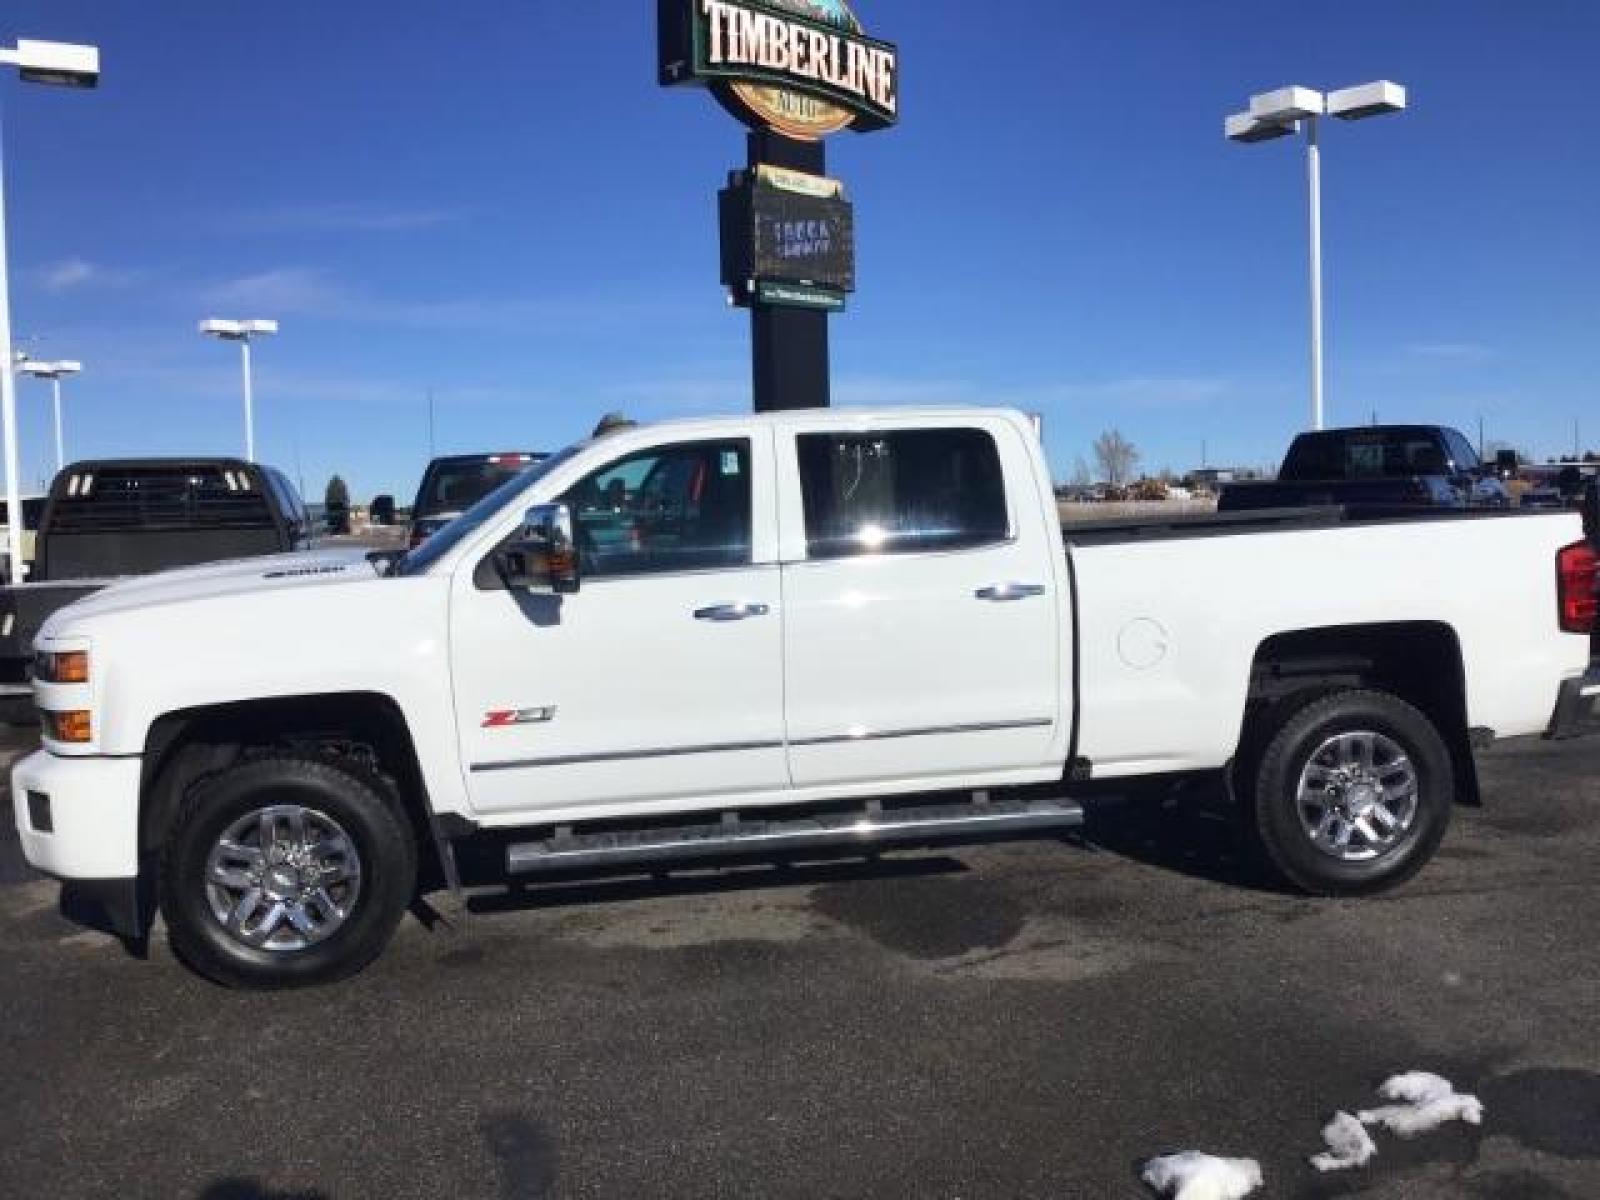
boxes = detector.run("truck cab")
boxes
[1219,424,1509,512]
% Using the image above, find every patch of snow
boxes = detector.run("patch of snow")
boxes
[1141,1151,1263,1200]
[1378,1072,1457,1105]
[1309,1111,1377,1172]
[1358,1072,1484,1137]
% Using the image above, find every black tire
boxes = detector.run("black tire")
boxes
[1248,689,1454,896]
[160,756,416,989]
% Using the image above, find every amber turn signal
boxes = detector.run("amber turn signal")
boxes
[39,650,90,684]
[45,709,92,744]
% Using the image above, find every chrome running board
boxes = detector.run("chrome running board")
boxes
[505,795,1084,876]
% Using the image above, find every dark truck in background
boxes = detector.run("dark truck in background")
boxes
[1219,424,1510,513]
[0,458,312,718]
[406,452,548,549]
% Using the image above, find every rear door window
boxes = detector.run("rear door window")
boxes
[796,428,1009,559]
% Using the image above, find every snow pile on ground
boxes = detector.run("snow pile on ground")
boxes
[1141,1151,1263,1200]
[1357,1071,1484,1137]
[1147,1071,1481,1193]
[1309,1111,1378,1172]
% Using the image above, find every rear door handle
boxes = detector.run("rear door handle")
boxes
[694,603,771,622]
[975,583,1046,602]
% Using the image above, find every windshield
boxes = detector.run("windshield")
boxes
[393,446,579,577]
[414,456,547,518]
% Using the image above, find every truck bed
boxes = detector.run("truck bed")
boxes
[1060,504,1557,547]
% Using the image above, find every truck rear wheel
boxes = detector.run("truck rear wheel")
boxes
[1248,689,1453,896]
[159,756,416,988]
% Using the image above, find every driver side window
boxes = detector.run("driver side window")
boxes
[559,439,752,578]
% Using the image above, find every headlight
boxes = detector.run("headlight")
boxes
[42,709,92,744]
[36,649,90,684]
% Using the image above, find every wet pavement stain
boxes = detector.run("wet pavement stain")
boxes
[1481,1069,1600,1160]
[1459,1171,1588,1200]
[810,873,1025,960]
[480,1113,558,1200]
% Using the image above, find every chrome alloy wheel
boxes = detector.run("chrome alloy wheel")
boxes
[1296,730,1420,862]
[204,806,362,951]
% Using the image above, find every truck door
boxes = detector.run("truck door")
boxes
[777,418,1066,789]
[450,433,787,818]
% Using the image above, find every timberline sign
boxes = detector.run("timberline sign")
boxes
[659,0,900,140]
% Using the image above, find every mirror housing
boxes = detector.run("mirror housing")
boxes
[497,504,580,594]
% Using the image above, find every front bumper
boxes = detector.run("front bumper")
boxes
[1548,662,1600,740]
[11,749,142,879]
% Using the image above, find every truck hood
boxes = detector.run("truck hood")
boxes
[42,546,383,631]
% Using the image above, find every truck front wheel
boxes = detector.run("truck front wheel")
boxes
[1248,689,1454,896]
[159,756,417,988]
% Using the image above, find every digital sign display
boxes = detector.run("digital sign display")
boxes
[721,167,855,300]
[753,188,854,290]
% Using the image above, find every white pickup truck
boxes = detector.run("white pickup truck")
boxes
[13,408,1600,987]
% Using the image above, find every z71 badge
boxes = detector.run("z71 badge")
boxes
[482,708,557,729]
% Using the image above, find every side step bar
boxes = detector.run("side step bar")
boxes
[506,795,1084,876]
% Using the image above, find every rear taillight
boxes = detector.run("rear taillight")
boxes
[1557,539,1598,634]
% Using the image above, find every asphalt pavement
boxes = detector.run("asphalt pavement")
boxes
[2,730,1597,1199]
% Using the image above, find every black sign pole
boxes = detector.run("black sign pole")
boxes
[747,130,830,413]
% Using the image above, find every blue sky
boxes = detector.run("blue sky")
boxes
[4,0,1598,499]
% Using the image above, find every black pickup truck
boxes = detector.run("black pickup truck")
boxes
[1219,424,1511,513]
[0,458,312,718]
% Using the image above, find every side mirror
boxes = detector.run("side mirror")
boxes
[497,503,580,594]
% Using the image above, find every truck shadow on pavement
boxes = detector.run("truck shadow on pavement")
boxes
[452,849,968,919]
[195,1183,329,1200]
[1075,777,1285,893]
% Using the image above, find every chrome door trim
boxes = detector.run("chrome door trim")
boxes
[470,717,1054,773]
[471,738,784,774]
[789,717,1055,748]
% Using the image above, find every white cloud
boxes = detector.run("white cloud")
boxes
[202,267,345,314]
[34,258,143,293]
[199,266,671,334]
[829,374,1232,412]
[602,373,750,415]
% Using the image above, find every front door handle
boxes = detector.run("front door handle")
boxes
[694,602,771,622]
[975,583,1046,602]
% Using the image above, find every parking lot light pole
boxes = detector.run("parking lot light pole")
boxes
[200,319,278,462]
[19,358,81,469]
[1225,81,1407,431]
[0,37,100,574]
